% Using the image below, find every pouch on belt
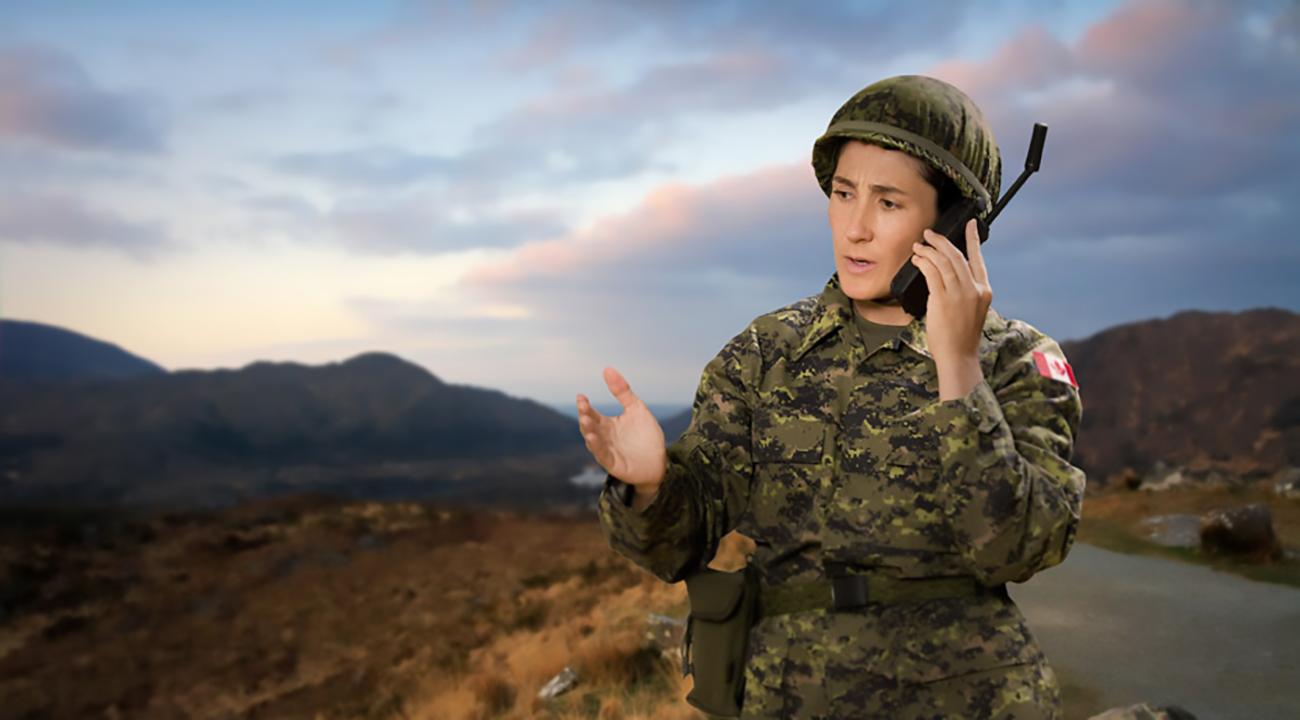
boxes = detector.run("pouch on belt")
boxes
[680,563,760,718]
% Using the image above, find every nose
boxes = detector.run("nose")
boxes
[844,202,874,243]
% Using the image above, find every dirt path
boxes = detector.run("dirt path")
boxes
[1009,543,1300,720]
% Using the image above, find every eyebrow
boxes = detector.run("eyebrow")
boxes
[831,176,910,196]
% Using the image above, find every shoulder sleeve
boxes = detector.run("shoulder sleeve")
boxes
[920,322,1087,585]
[597,325,759,584]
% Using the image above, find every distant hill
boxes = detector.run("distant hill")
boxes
[1062,308,1300,484]
[3,308,1295,508]
[0,319,165,380]
[660,407,692,444]
[0,351,588,508]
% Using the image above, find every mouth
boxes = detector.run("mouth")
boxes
[845,256,875,269]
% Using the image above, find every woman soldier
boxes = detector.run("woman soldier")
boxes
[576,75,1085,719]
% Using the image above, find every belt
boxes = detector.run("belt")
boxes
[758,573,1002,619]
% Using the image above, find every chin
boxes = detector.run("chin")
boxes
[839,278,884,303]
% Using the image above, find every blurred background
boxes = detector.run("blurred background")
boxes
[1,1,1297,719]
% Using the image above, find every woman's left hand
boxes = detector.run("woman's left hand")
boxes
[910,218,992,398]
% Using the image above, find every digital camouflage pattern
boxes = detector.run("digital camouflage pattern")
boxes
[598,275,1085,719]
[811,75,1003,216]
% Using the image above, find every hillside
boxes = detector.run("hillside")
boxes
[3,306,1296,509]
[1062,308,1300,484]
[0,352,588,509]
[0,319,165,381]
[0,496,694,719]
[6,491,1290,719]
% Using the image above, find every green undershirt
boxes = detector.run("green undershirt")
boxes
[851,304,907,352]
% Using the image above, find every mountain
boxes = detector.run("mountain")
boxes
[1062,308,1300,484]
[660,407,692,444]
[0,351,588,508]
[0,319,166,381]
[2,307,1294,508]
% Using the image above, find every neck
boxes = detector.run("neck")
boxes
[853,296,914,326]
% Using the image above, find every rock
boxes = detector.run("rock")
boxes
[1140,468,1190,492]
[1272,467,1300,500]
[1143,515,1201,548]
[1087,703,1199,720]
[1120,467,1143,491]
[1199,504,1282,560]
[1197,469,1232,490]
[537,667,579,700]
[645,613,686,660]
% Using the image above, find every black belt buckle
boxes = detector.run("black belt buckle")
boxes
[831,575,868,610]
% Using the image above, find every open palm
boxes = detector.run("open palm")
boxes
[575,367,666,488]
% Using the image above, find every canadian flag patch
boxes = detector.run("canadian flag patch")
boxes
[1033,350,1078,388]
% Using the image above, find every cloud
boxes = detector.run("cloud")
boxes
[482,49,802,152]
[931,0,1300,200]
[302,1,970,197]
[0,45,166,153]
[0,193,174,259]
[199,87,291,114]
[465,164,825,287]
[442,163,834,401]
[0,146,162,186]
[917,0,1300,338]
[244,191,568,255]
[471,1,970,184]
[274,147,458,189]
[428,0,1300,402]
[328,199,566,254]
[490,0,969,72]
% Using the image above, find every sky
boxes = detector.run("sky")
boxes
[1,0,1297,408]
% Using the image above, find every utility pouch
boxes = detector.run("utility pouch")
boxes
[680,563,760,718]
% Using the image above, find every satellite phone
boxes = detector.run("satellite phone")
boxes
[888,122,1049,318]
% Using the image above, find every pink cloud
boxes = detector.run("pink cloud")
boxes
[929,24,1074,100]
[463,163,815,287]
[0,192,172,258]
[925,0,1298,195]
[1075,0,1220,77]
[0,46,163,153]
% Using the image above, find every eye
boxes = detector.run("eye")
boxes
[833,189,852,200]
[881,198,900,210]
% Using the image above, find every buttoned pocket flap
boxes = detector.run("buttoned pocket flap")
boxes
[753,418,825,464]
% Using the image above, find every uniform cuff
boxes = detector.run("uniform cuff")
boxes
[924,378,1004,437]
[598,469,680,530]
[958,378,1006,435]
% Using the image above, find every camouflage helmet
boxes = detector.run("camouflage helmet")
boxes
[812,75,1002,216]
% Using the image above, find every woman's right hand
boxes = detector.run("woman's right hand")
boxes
[576,366,667,489]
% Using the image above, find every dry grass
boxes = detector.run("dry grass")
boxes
[0,495,701,719]
[25,480,1281,720]
[399,559,707,720]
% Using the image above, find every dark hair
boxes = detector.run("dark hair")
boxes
[918,162,964,217]
[831,138,965,216]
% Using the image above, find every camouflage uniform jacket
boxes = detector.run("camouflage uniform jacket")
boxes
[598,274,1086,718]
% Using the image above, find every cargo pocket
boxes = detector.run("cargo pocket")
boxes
[749,418,827,539]
[752,416,825,464]
[881,443,941,493]
[885,594,1044,686]
[896,661,1059,720]
[738,616,791,719]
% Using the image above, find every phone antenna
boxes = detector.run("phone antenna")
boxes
[986,123,1047,226]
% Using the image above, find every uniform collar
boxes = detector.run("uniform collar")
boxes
[791,274,933,361]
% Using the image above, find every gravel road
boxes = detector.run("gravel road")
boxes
[1010,543,1300,720]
